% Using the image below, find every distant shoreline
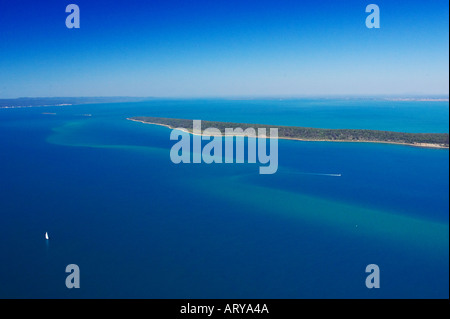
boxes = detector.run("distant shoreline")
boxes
[127,117,449,149]
[1,96,448,109]
[384,98,449,102]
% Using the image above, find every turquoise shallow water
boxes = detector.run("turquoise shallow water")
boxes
[0,99,448,298]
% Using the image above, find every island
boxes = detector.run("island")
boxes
[128,116,449,149]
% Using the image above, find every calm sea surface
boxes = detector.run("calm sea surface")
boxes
[0,99,448,298]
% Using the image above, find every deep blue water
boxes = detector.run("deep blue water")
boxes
[0,99,448,298]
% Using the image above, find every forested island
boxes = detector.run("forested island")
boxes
[129,116,449,149]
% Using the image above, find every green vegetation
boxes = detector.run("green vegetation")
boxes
[130,116,449,148]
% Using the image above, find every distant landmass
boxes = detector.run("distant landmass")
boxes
[385,97,449,102]
[0,97,150,109]
[129,116,450,149]
[1,96,448,109]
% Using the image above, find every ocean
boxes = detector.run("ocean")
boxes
[0,99,448,298]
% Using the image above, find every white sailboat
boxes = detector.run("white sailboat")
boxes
[45,232,49,240]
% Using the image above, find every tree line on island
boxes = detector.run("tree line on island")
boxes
[130,116,449,148]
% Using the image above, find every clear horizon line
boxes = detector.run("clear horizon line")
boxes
[1,94,449,100]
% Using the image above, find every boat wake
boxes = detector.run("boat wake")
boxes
[298,172,342,177]
[278,169,342,177]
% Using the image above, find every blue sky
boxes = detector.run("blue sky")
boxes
[0,0,448,98]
